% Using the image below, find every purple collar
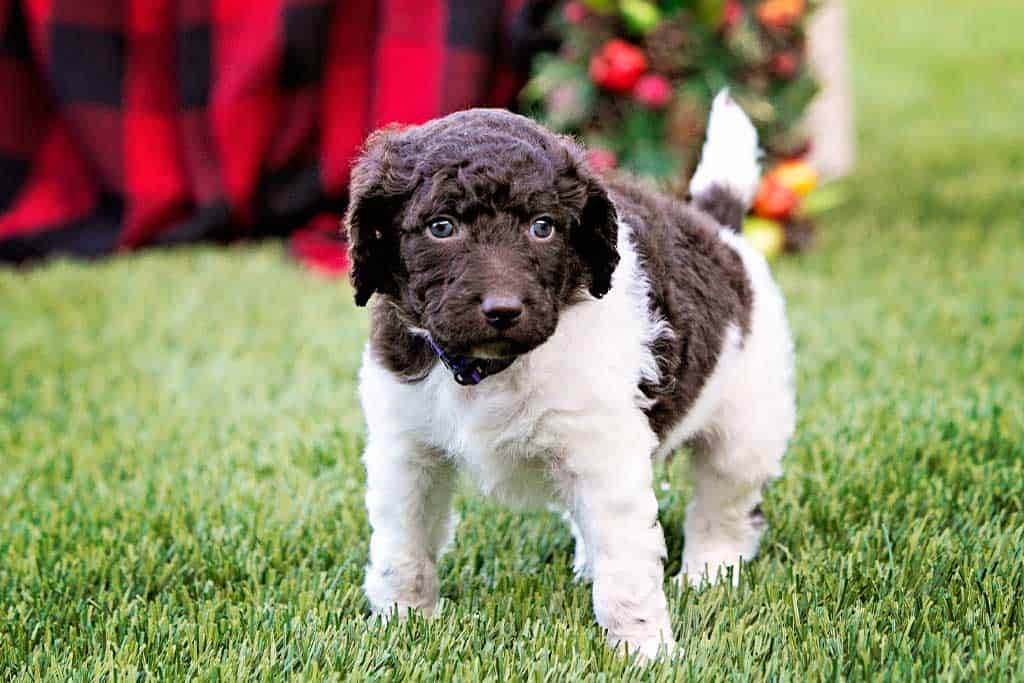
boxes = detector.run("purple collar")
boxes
[422,334,514,386]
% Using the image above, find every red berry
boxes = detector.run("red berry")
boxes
[633,74,673,109]
[586,148,618,173]
[589,39,648,93]
[771,51,799,78]
[722,0,744,31]
[563,1,587,24]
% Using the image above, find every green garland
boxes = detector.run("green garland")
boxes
[521,0,820,195]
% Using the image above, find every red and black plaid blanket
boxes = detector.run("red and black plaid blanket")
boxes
[0,0,550,263]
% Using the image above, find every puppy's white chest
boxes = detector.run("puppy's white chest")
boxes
[359,350,572,508]
[421,365,568,506]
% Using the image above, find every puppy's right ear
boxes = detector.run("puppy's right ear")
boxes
[344,126,412,307]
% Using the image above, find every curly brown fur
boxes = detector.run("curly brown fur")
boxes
[607,176,752,438]
[345,109,618,379]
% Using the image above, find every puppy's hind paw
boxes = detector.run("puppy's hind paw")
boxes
[609,632,680,663]
[369,597,443,626]
[676,553,744,590]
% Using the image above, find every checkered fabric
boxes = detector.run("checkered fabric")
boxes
[0,0,541,262]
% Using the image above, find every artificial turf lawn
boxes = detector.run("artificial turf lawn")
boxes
[2,0,1023,679]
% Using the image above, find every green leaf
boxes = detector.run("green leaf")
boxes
[660,0,688,13]
[519,58,588,107]
[583,0,617,14]
[623,142,680,179]
[694,0,726,26]
[774,73,820,121]
[621,0,662,34]
[618,108,681,179]
[800,183,848,216]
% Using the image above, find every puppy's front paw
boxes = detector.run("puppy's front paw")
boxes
[364,560,441,622]
[677,549,746,589]
[370,600,439,625]
[609,632,679,662]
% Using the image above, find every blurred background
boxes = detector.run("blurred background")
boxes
[2,2,1023,677]
[0,0,849,268]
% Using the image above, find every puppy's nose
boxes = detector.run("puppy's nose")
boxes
[481,296,523,330]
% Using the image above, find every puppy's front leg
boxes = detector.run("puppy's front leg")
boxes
[363,437,456,620]
[566,418,675,659]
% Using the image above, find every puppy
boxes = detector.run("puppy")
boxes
[347,92,795,658]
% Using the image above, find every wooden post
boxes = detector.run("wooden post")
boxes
[805,0,855,179]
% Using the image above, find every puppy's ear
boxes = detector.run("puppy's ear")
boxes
[573,179,620,299]
[344,126,412,306]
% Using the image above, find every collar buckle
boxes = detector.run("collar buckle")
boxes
[422,334,496,386]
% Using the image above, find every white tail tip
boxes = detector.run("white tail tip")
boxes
[689,89,762,208]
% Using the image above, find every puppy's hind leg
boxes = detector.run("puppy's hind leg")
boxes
[677,428,782,588]
[678,321,795,588]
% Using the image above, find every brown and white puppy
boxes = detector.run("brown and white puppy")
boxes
[347,92,795,659]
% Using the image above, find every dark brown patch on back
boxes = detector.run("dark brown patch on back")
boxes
[691,183,746,233]
[606,175,753,439]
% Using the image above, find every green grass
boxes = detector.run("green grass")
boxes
[2,0,1023,679]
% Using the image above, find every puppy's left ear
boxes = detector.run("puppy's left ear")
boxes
[572,179,620,299]
[344,126,413,306]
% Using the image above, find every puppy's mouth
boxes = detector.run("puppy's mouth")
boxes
[438,334,542,361]
[468,341,519,359]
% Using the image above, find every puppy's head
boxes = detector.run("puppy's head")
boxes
[345,109,618,359]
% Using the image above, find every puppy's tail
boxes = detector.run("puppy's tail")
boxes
[689,90,762,232]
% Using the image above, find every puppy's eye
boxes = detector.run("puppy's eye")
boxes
[427,218,456,239]
[529,218,555,241]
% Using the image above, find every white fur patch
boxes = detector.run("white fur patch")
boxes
[689,89,762,208]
